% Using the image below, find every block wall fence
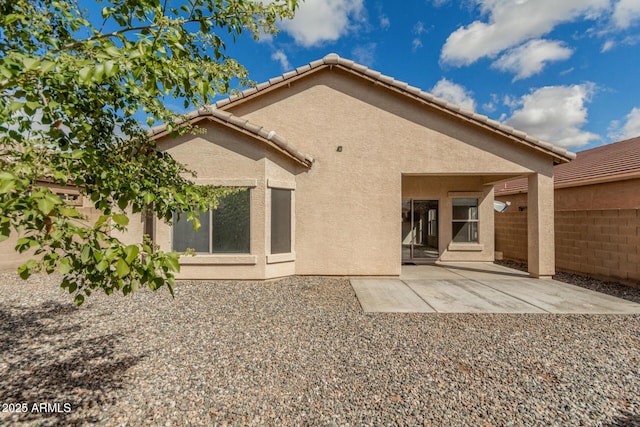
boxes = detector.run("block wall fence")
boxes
[495,209,640,285]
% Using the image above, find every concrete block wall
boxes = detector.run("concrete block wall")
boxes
[495,209,640,284]
[494,211,528,262]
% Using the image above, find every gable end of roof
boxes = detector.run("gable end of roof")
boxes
[148,107,313,168]
[215,53,576,164]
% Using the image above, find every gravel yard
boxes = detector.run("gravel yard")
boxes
[1,272,639,426]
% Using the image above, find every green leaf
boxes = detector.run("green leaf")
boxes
[8,100,24,112]
[59,258,73,274]
[36,193,61,215]
[104,60,118,78]
[117,197,129,210]
[41,61,56,73]
[4,14,23,24]
[74,294,84,306]
[0,224,9,242]
[79,66,93,82]
[105,46,120,57]
[96,259,109,272]
[58,207,79,217]
[123,245,139,264]
[116,258,130,278]
[165,254,180,272]
[0,172,16,194]
[94,214,110,229]
[151,276,164,290]
[17,260,37,280]
[15,237,35,252]
[93,63,105,82]
[112,214,129,226]
[22,57,39,71]
[80,245,91,263]
[143,192,155,204]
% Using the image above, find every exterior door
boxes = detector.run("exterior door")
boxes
[402,199,439,263]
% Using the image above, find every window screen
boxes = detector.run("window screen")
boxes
[172,209,210,252]
[212,189,250,253]
[271,189,291,254]
[172,188,251,253]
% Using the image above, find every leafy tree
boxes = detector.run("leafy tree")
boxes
[0,0,298,304]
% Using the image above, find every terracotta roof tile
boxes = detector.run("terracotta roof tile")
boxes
[212,53,575,164]
[495,136,640,195]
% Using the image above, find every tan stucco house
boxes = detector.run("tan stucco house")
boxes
[130,54,575,280]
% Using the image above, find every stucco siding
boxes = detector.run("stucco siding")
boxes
[228,69,551,175]
[225,68,553,275]
[153,123,299,280]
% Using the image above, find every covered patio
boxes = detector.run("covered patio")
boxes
[351,263,640,314]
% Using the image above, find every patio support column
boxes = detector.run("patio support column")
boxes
[527,172,555,278]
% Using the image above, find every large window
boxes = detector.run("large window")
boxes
[452,198,479,243]
[271,189,291,254]
[173,188,250,253]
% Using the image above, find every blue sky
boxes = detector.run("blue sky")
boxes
[216,0,640,152]
[82,0,640,152]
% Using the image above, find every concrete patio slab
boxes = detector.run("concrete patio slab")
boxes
[350,279,434,313]
[481,278,640,314]
[404,279,546,313]
[351,263,640,314]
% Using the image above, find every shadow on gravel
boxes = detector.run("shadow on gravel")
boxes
[606,410,640,427]
[0,301,144,426]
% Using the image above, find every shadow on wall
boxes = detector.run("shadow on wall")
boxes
[0,301,144,426]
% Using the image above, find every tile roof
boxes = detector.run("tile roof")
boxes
[148,106,313,167]
[214,53,576,164]
[495,135,640,195]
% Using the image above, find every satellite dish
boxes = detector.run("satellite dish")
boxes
[493,200,511,213]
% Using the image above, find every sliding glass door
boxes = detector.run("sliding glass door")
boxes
[402,199,439,263]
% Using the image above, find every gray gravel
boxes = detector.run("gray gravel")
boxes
[1,272,639,426]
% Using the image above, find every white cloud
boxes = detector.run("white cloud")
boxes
[278,0,365,47]
[482,94,500,113]
[412,38,423,52]
[431,78,477,111]
[413,21,427,35]
[271,50,291,71]
[504,84,599,148]
[612,0,640,29]
[609,107,640,140]
[379,14,390,30]
[440,0,609,66]
[601,39,616,51]
[412,21,427,52]
[351,43,376,66]
[491,39,573,81]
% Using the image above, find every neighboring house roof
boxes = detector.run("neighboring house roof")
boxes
[148,107,313,168]
[215,53,576,165]
[495,135,640,195]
